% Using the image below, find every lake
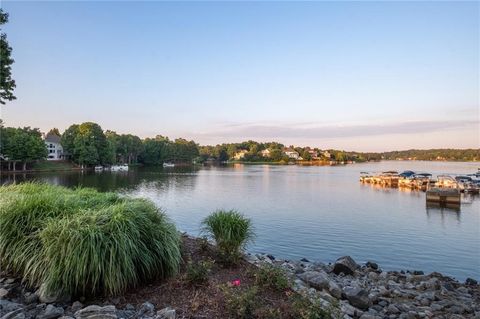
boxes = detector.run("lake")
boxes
[2,161,479,281]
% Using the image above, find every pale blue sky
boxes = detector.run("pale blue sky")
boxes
[1,1,478,151]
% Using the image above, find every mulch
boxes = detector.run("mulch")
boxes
[104,235,298,319]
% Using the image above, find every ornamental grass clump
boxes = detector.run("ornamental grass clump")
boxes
[0,182,181,296]
[201,210,254,265]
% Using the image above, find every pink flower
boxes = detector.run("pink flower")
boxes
[231,279,241,286]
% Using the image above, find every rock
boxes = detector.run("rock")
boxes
[365,262,378,270]
[343,286,370,310]
[300,258,310,263]
[59,317,75,319]
[71,302,84,313]
[266,254,275,261]
[0,309,24,319]
[23,293,38,305]
[74,305,117,319]
[333,256,359,276]
[137,302,155,317]
[359,315,380,319]
[328,280,342,299]
[386,305,400,315]
[298,271,330,290]
[37,284,70,304]
[156,307,175,319]
[465,278,478,286]
[0,300,23,314]
[4,280,15,285]
[39,305,64,319]
[412,270,424,275]
[115,310,135,319]
[0,289,9,300]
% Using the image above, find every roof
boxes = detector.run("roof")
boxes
[45,133,61,144]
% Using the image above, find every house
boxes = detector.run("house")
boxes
[233,149,248,160]
[260,149,271,157]
[304,147,319,159]
[44,133,64,160]
[284,148,300,160]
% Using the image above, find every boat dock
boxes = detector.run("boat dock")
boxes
[426,188,461,205]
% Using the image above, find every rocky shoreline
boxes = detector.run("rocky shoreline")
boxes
[246,253,480,318]
[1,250,479,319]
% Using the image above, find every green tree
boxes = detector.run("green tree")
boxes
[1,127,46,170]
[61,122,110,167]
[302,150,312,161]
[47,128,61,136]
[0,9,16,104]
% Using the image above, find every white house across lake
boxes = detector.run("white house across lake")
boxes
[44,133,64,160]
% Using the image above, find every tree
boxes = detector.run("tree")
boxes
[61,122,110,167]
[302,150,312,161]
[0,9,16,104]
[1,127,46,170]
[47,128,61,136]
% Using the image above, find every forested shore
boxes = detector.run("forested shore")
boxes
[0,120,478,172]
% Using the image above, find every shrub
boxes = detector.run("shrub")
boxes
[0,182,181,296]
[201,210,254,264]
[255,263,290,291]
[185,259,213,286]
[221,285,258,318]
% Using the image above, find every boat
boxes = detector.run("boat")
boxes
[455,176,479,193]
[163,162,175,168]
[411,173,432,191]
[110,164,129,172]
[94,165,103,171]
[379,171,400,187]
[435,175,458,189]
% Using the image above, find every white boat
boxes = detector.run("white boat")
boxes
[94,165,103,171]
[110,164,129,172]
[435,175,458,189]
[163,162,175,168]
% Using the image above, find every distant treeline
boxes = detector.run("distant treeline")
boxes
[380,149,480,162]
[1,120,478,171]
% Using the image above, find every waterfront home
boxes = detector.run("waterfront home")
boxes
[284,148,300,160]
[233,149,249,160]
[44,133,64,160]
[304,147,319,159]
[260,149,271,157]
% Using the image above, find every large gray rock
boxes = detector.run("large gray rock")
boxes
[298,270,331,290]
[137,302,155,317]
[37,284,70,304]
[333,256,359,276]
[74,306,117,319]
[0,289,9,300]
[343,286,371,310]
[0,309,24,319]
[0,300,23,315]
[39,305,64,319]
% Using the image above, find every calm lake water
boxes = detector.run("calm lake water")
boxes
[2,161,479,281]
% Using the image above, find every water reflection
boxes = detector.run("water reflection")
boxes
[1,162,479,280]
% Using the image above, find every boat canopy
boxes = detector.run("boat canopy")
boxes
[399,170,415,177]
[455,176,472,181]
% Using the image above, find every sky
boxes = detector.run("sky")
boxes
[0,1,478,152]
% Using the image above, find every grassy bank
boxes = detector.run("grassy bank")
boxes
[0,183,181,296]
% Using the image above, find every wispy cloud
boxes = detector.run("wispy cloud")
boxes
[195,120,479,140]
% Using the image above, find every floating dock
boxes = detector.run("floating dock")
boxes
[426,188,461,205]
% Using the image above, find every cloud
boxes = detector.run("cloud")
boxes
[195,120,479,140]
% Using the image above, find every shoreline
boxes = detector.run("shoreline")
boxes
[1,234,478,319]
